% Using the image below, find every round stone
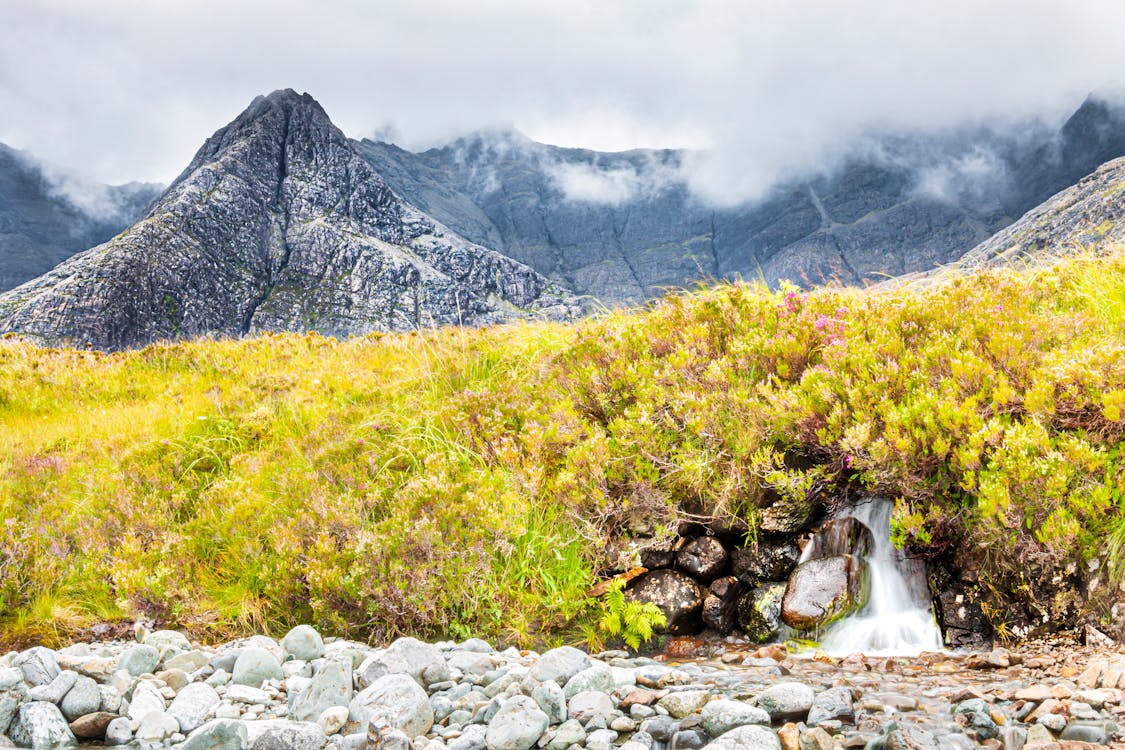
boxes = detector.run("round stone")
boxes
[707,725,781,750]
[485,696,549,750]
[168,682,221,733]
[232,647,284,687]
[754,682,815,721]
[528,647,590,686]
[282,625,325,662]
[348,673,433,737]
[700,699,770,736]
[118,644,161,677]
[60,675,101,721]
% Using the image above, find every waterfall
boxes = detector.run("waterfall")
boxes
[812,497,944,656]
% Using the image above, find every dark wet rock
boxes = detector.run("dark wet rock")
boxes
[676,537,728,581]
[731,541,801,587]
[640,546,675,570]
[0,90,580,350]
[781,555,869,631]
[759,500,814,534]
[931,567,991,650]
[802,517,873,560]
[625,570,704,635]
[737,583,787,642]
[702,577,742,634]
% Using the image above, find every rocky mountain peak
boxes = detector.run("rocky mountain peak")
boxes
[0,92,579,349]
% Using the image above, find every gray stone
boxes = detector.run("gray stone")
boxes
[885,725,939,750]
[544,719,586,750]
[144,630,192,654]
[448,724,487,750]
[347,673,433,737]
[367,638,449,688]
[231,647,284,687]
[485,696,549,750]
[166,650,211,673]
[183,718,249,750]
[118,645,160,677]
[700,699,770,736]
[0,693,20,737]
[1059,720,1112,744]
[136,711,180,742]
[1036,713,1066,732]
[317,706,348,736]
[528,648,590,686]
[530,681,566,725]
[127,680,166,722]
[0,670,23,691]
[246,719,327,750]
[13,650,59,688]
[282,626,325,662]
[8,702,76,749]
[754,682,815,721]
[366,719,411,750]
[657,691,710,720]
[168,682,221,733]
[58,677,99,721]
[290,659,352,722]
[562,666,614,699]
[97,685,121,714]
[567,691,615,724]
[27,671,77,705]
[226,684,270,705]
[806,687,853,727]
[706,725,781,750]
[104,717,132,746]
[447,652,493,677]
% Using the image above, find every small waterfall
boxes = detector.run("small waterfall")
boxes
[812,497,944,656]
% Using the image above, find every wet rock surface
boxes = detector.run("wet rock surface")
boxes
[1,627,1122,750]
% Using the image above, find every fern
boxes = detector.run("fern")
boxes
[597,579,666,650]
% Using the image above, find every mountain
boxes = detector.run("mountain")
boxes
[0,90,578,350]
[959,155,1125,268]
[0,144,159,292]
[359,96,1125,303]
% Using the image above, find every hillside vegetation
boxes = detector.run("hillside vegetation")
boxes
[2,252,1125,648]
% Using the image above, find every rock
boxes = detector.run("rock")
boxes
[544,719,585,750]
[167,650,211,673]
[676,537,728,581]
[27,671,77,704]
[563,666,614,699]
[657,690,710,719]
[13,649,59,688]
[58,677,99,721]
[448,725,488,750]
[144,630,192,653]
[806,687,854,726]
[281,627,325,662]
[1014,685,1051,702]
[798,727,834,750]
[97,685,121,714]
[8,702,77,749]
[183,718,249,750]
[290,659,352,722]
[567,691,615,724]
[446,652,493,677]
[528,647,590,686]
[670,729,707,749]
[754,683,815,722]
[737,584,787,642]
[803,517,874,560]
[531,681,566,725]
[104,716,132,746]
[777,723,799,750]
[246,719,327,750]
[700,699,771,736]
[1059,720,1112,744]
[366,719,411,750]
[374,638,450,687]
[0,669,23,691]
[129,680,168,722]
[707,725,782,750]
[347,673,433,737]
[67,711,118,739]
[168,682,221,733]
[485,696,549,750]
[702,577,743,634]
[781,556,868,630]
[625,570,704,635]
[232,647,284,687]
[317,706,348,736]
[157,668,191,692]
[136,710,181,742]
[226,684,271,705]
[118,645,160,677]
[884,724,939,750]
[732,542,801,587]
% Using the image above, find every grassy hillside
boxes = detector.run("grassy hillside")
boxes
[2,253,1125,648]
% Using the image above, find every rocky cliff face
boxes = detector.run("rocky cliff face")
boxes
[960,155,1125,267]
[359,96,1125,303]
[0,91,579,350]
[0,145,159,292]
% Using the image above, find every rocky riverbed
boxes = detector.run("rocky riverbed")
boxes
[0,627,1121,750]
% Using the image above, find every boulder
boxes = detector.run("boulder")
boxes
[527,647,590,686]
[806,687,853,726]
[143,630,192,654]
[183,718,249,750]
[731,541,801,586]
[562,666,614,699]
[8,702,76,749]
[567,691,615,724]
[246,719,327,750]
[707,725,781,750]
[231,647,284,687]
[118,645,160,677]
[127,680,167,721]
[625,570,704,635]
[282,626,325,662]
[781,556,868,630]
[59,676,100,721]
[702,577,743,634]
[530,681,566,725]
[656,690,709,719]
[13,649,59,688]
[485,696,549,750]
[700,699,771,736]
[802,517,873,560]
[737,583,786,642]
[754,682,815,721]
[347,673,433,737]
[289,659,352,722]
[168,682,221,734]
[27,671,77,704]
[363,638,449,687]
[675,537,728,581]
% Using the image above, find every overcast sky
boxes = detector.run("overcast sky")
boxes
[2,0,1124,201]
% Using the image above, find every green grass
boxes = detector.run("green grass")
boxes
[2,251,1125,647]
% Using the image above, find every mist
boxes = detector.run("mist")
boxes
[3,0,1125,203]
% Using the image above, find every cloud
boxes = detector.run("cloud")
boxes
[545,156,684,205]
[2,0,1125,204]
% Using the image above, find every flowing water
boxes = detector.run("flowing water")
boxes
[809,497,945,656]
